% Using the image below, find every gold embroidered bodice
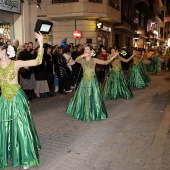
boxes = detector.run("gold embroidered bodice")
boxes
[133,55,141,65]
[76,55,115,82]
[81,58,95,82]
[111,56,122,72]
[82,58,94,71]
[0,61,20,101]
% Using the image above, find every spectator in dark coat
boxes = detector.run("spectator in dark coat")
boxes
[53,46,70,95]
[43,43,55,96]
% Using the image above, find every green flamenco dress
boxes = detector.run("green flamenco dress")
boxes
[102,66,133,100]
[127,62,147,88]
[66,70,107,122]
[0,61,41,169]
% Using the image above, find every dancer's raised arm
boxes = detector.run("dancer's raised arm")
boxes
[75,53,88,63]
[15,32,44,69]
[94,51,119,65]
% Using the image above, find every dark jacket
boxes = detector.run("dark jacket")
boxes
[18,50,33,79]
[43,53,54,75]
[33,52,47,81]
[53,52,69,78]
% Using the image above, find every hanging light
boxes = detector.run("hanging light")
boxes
[37,0,41,9]
[37,3,41,9]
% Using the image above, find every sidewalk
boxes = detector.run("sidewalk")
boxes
[7,71,170,170]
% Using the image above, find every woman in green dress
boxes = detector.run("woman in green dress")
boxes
[0,32,44,169]
[150,49,160,74]
[102,46,134,100]
[127,48,148,88]
[139,50,151,84]
[66,45,118,122]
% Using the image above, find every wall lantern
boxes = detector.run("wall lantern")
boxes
[134,34,139,40]
[97,23,103,29]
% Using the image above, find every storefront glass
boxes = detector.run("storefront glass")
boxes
[0,23,10,43]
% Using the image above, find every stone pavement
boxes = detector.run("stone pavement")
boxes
[7,71,170,170]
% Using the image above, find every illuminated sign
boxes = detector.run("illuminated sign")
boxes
[0,0,21,14]
[164,17,170,22]
[97,23,103,28]
[97,23,111,32]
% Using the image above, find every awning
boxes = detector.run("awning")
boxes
[114,24,135,34]
[139,35,148,39]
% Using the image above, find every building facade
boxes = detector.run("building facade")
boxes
[37,0,121,47]
[1,0,167,49]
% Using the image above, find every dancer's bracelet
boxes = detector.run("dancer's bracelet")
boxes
[36,49,44,65]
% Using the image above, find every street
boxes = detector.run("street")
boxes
[8,71,170,170]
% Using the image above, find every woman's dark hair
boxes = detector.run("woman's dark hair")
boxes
[63,46,70,53]
[108,46,117,54]
[0,44,8,51]
[101,46,107,51]
[0,44,16,60]
[85,44,92,50]
[43,43,52,54]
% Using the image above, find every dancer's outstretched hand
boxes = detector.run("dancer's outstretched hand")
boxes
[35,32,43,47]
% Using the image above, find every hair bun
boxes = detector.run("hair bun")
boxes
[7,45,15,58]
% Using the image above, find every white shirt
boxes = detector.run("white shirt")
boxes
[63,53,75,71]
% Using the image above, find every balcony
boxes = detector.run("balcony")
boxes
[52,0,78,3]
[47,1,121,23]
[89,0,102,3]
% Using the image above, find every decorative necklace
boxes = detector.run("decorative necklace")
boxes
[82,58,94,70]
[0,60,16,82]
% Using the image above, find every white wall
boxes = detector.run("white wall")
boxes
[14,1,38,46]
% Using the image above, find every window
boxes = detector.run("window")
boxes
[0,23,10,43]
[125,37,130,49]
[109,0,119,10]
[162,0,165,5]
[89,0,102,2]
[164,32,166,39]
[52,0,78,3]
[141,15,145,27]
[160,11,164,21]
[160,27,164,38]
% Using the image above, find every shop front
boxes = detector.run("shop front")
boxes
[96,23,112,47]
[0,1,21,43]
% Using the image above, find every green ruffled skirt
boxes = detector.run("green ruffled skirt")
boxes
[127,64,147,88]
[66,75,107,122]
[140,63,151,83]
[102,69,133,100]
[0,89,41,169]
[150,58,159,73]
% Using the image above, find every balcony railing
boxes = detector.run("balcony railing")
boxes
[52,0,78,3]
[89,0,102,3]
